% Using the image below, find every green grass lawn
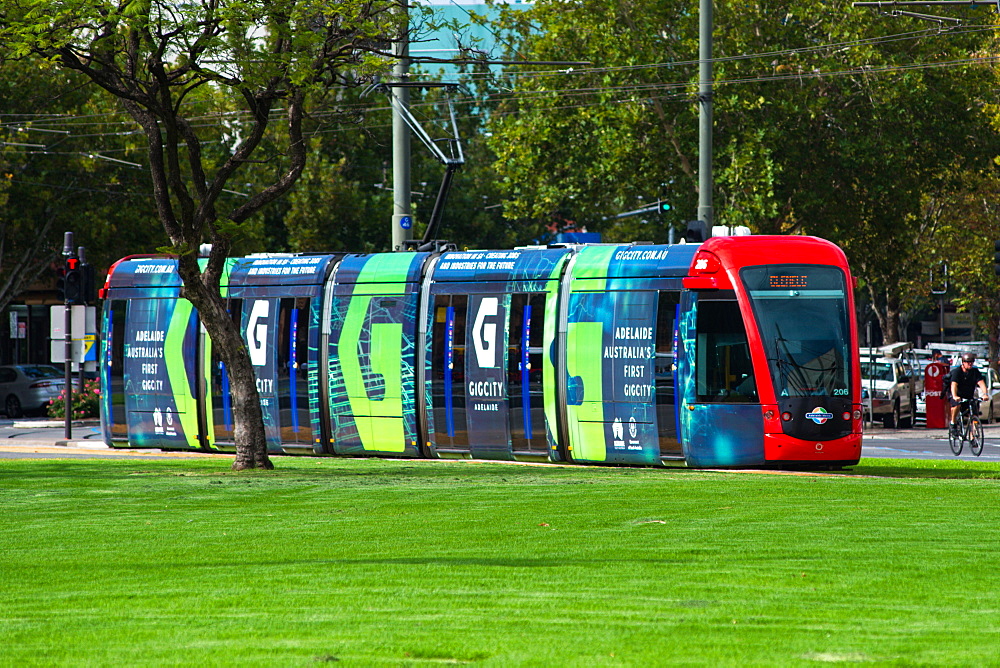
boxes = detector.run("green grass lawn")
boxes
[2,456,999,665]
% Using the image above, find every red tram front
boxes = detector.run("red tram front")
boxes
[683,236,862,466]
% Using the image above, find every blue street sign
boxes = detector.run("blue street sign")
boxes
[399,216,413,230]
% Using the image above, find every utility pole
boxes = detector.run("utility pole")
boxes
[697,0,714,229]
[61,232,75,440]
[391,5,413,251]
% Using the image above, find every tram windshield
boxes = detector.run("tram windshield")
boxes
[741,265,852,398]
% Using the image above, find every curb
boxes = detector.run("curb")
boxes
[54,440,110,449]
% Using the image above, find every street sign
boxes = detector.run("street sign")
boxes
[50,305,96,364]
[399,215,412,230]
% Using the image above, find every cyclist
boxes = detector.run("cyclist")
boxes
[949,352,988,436]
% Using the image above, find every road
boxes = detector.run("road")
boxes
[0,418,998,462]
[862,420,1000,461]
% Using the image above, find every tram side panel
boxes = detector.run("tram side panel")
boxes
[326,253,427,457]
[101,260,203,450]
[562,245,691,466]
[423,248,570,461]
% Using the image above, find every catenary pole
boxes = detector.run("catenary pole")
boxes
[391,5,412,251]
[698,0,714,228]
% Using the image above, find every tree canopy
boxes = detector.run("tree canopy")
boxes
[0,0,409,468]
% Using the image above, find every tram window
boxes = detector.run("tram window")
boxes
[741,265,851,397]
[655,292,679,356]
[695,299,757,403]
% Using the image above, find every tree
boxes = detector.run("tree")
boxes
[712,2,997,343]
[935,168,1000,366]
[482,0,1000,339]
[1,0,404,469]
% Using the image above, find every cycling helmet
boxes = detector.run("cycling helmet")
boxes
[962,352,977,363]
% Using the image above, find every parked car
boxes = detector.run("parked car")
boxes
[978,367,1000,423]
[0,365,65,418]
[860,352,922,428]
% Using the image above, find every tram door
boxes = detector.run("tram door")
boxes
[105,300,129,442]
[678,291,764,466]
[507,293,547,455]
[428,292,548,458]
[654,290,682,458]
[429,294,471,454]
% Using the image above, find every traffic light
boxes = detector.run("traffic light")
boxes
[657,200,672,214]
[994,240,1000,276]
[63,257,82,304]
[55,264,66,302]
[685,220,708,243]
[80,262,96,305]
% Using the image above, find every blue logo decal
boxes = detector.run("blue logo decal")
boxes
[399,215,413,230]
[805,407,834,425]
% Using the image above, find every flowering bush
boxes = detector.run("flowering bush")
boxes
[47,378,101,420]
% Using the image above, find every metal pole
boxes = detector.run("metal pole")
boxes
[64,304,72,439]
[940,295,945,344]
[391,5,412,251]
[61,232,74,440]
[697,0,714,229]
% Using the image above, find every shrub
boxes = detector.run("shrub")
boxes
[47,378,100,420]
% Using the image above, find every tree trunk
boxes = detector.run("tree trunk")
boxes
[884,291,901,345]
[176,257,272,470]
[866,279,901,346]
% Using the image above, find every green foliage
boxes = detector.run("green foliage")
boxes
[46,377,100,419]
[4,457,1000,663]
[485,0,699,241]
[483,0,1000,340]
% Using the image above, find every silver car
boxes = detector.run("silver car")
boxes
[0,365,66,418]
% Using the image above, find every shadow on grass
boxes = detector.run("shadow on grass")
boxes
[840,459,1000,479]
[3,454,1000,483]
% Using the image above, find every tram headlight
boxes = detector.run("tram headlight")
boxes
[852,409,862,420]
[842,411,852,421]
[781,412,793,421]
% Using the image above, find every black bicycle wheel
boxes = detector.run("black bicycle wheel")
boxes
[970,416,985,457]
[950,417,963,456]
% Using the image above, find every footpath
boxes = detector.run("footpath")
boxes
[0,419,226,458]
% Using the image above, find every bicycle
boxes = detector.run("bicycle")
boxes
[949,398,985,457]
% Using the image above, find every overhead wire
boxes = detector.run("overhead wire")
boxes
[2,18,998,183]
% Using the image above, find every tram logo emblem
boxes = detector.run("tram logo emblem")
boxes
[612,417,625,449]
[472,297,499,368]
[805,407,834,425]
[247,300,270,366]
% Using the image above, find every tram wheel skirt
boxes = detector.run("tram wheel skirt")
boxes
[763,432,862,464]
